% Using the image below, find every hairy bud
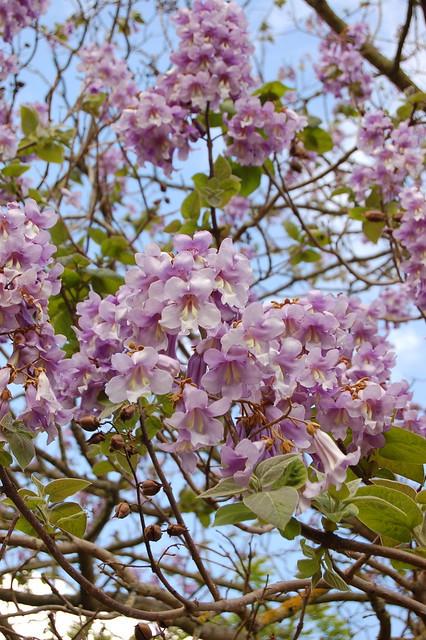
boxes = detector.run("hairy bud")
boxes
[140,479,162,496]
[167,523,187,537]
[76,415,100,431]
[110,434,126,451]
[134,623,153,640]
[120,404,136,421]
[144,524,162,542]
[86,432,105,445]
[115,501,131,519]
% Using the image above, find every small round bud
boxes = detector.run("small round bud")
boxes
[115,502,131,519]
[110,434,126,451]
[77,415,100,432]
[1,388,11,402]
[144,524,162,542]
[120,404,136,421]
[134,622,153,640]
[167,523,187,537]
[86,432,106,445]
[140,480,162,497]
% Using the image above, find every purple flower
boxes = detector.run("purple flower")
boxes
[220,438,265,486]
[105,348,178,403]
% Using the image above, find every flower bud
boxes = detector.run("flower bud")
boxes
[120,404,136,421]
[134,623,153,640]
[144,524,162,542]
[76,415,100,431]
[167,523,187,537]
[110,434,126,451]
[140,480,162,496]
[115,501,131,519]
[86,432,105,445]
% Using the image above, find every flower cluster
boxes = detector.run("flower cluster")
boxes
[117,0,304,174]
[316,23,372,103]
[225,97,306,166]
[166,0,254,110]
[0,200,69,439]
[78,43,138,117]
[350,111,426,203]
[394,187,426,311]
[0,0,49,41]
[59,231,424,499]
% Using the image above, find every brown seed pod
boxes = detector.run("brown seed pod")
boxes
[144,524,162,542]
[76,415,100,431]
[86,432,106,445]
[134,622,153,640]
[110,434,126,451]
[140,479,162,496]
[114,501,131,519]
[120,404,136,421]
[167,523,187,537]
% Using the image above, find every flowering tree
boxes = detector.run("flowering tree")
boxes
[0,0,426,639]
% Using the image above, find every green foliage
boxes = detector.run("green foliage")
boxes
[243,487,299,530]
[299,126,333,153]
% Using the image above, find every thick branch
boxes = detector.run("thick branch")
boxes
[304,0,421,94]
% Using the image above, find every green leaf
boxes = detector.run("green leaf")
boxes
[253,80,292,102]
[280,517,301,540]
[20,105,39,136]
[88,227,108,245]
[379,427,426,465]
[181,191,201,220]
[7,430,35,470]
[363,220,384,243]
[15,515,38,537]
[199,477,245,499]
[297,557,320,579]
[372,478,417,500]
[230,164,262,196]
[214,155,232,180]
[89,268,124,295]
[323,569,350,591]
[45,478,91,503]
[355,486,422,528]
[300,126,333,153]
[283,220,300,241]
[50,502,87,537]
[101,235,134,263]
[350,495,416,542]
[2,162,30,177]
[214,502,256,526]
[82,92,107,115]
[36,141,65,164]
[416,490,426,505]
[243,487,298,530]
[256,455,307,491]
[376,455,424,483]
[164,219,182,233]
[92,460,115,477]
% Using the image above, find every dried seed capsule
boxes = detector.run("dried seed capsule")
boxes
[77,415,100,431]
[86,432,106,445]
[140,480,162,496]
[114,502,131,519]
[144,524,162,542]
[134,622,153,640]
[167,523,187,537]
